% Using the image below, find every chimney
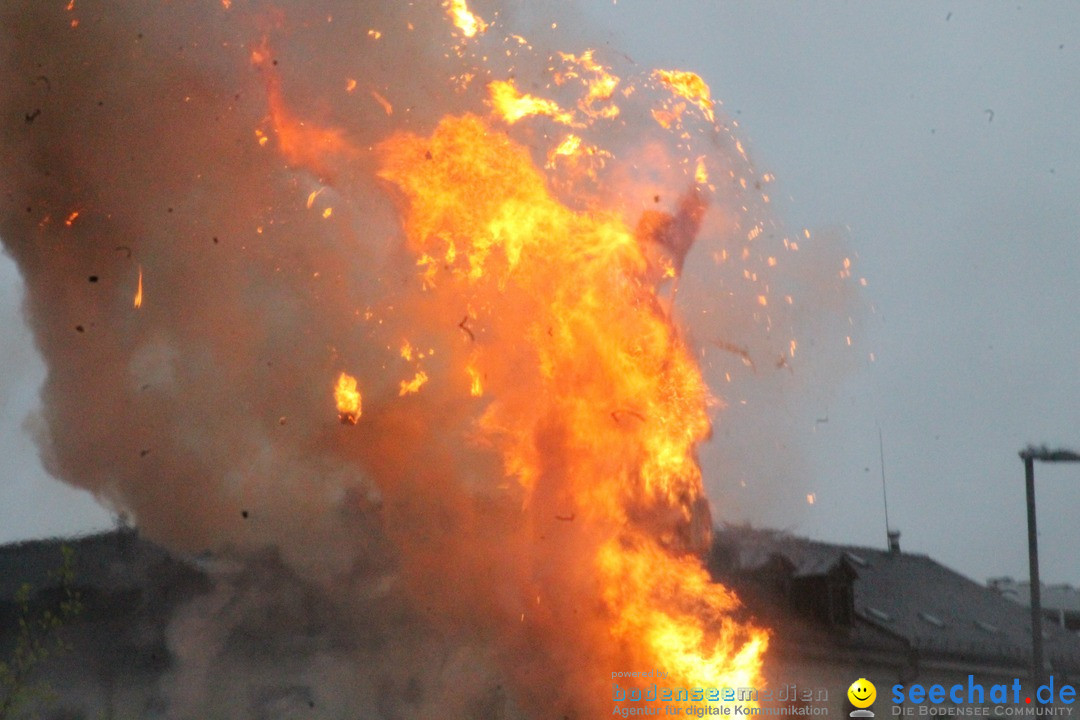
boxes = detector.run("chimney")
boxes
[887,529,901,554]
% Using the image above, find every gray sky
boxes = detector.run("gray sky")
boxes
[2,1,1078,586]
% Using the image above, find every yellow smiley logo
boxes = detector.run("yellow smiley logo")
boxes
[848,678,876,708]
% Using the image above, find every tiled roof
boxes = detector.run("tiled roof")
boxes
[990,578,1080,614]
[713,527,1080,673]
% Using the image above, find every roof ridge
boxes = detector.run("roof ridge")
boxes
[714,526,933,560]
[0,528,129,553]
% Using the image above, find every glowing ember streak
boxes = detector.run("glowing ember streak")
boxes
[695,156,709,185]
[133,266,143,308]
[654,69,715,122]
[370,89,393,116]
[345,78,357,93]
[334,372,361,424]
[398,370,429,396]
[487,80,576,126]
[64,211,79,226]
[444,0,486,38]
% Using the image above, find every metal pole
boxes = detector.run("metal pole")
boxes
[1024,453,1044,688]
[1018,446,1080,693]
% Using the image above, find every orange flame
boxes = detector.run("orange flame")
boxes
[377,114,767,708]
[252,40,359,177]
[260,6,773,711]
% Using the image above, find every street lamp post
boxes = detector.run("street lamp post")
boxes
[1019,445,1080,689]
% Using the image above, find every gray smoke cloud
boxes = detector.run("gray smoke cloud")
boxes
[0,0,861,716]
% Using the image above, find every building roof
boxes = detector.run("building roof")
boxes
[989,578,1080,614]
[0,529,184,602]
[712,527,1080,674]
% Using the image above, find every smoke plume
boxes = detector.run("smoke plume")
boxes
[0,0,861,716]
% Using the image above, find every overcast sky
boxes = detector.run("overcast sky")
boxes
[2,1,1078,587]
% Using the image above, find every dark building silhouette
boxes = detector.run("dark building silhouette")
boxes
[5,527,1080,717]
[710,526,1080,714]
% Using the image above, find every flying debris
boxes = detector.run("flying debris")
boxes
[334,372,361,424]
[713,340,755,370]
[457,315,475,342]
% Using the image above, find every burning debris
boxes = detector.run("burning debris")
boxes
[334,372,362,425]
[0,0,862,716]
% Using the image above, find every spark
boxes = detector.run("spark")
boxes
[133,266,143,309]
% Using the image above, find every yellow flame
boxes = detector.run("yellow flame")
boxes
[466,359,483,397]
[695,156,709,185]
[444,0,486,38]
[654,69,715,122]
[334,372,362,424]
[487,80,576,126]
[558,50,621,119]
[551,134,582,158]
[398,370,429,396]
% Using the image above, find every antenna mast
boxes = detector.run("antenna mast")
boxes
[879,424,893,540]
